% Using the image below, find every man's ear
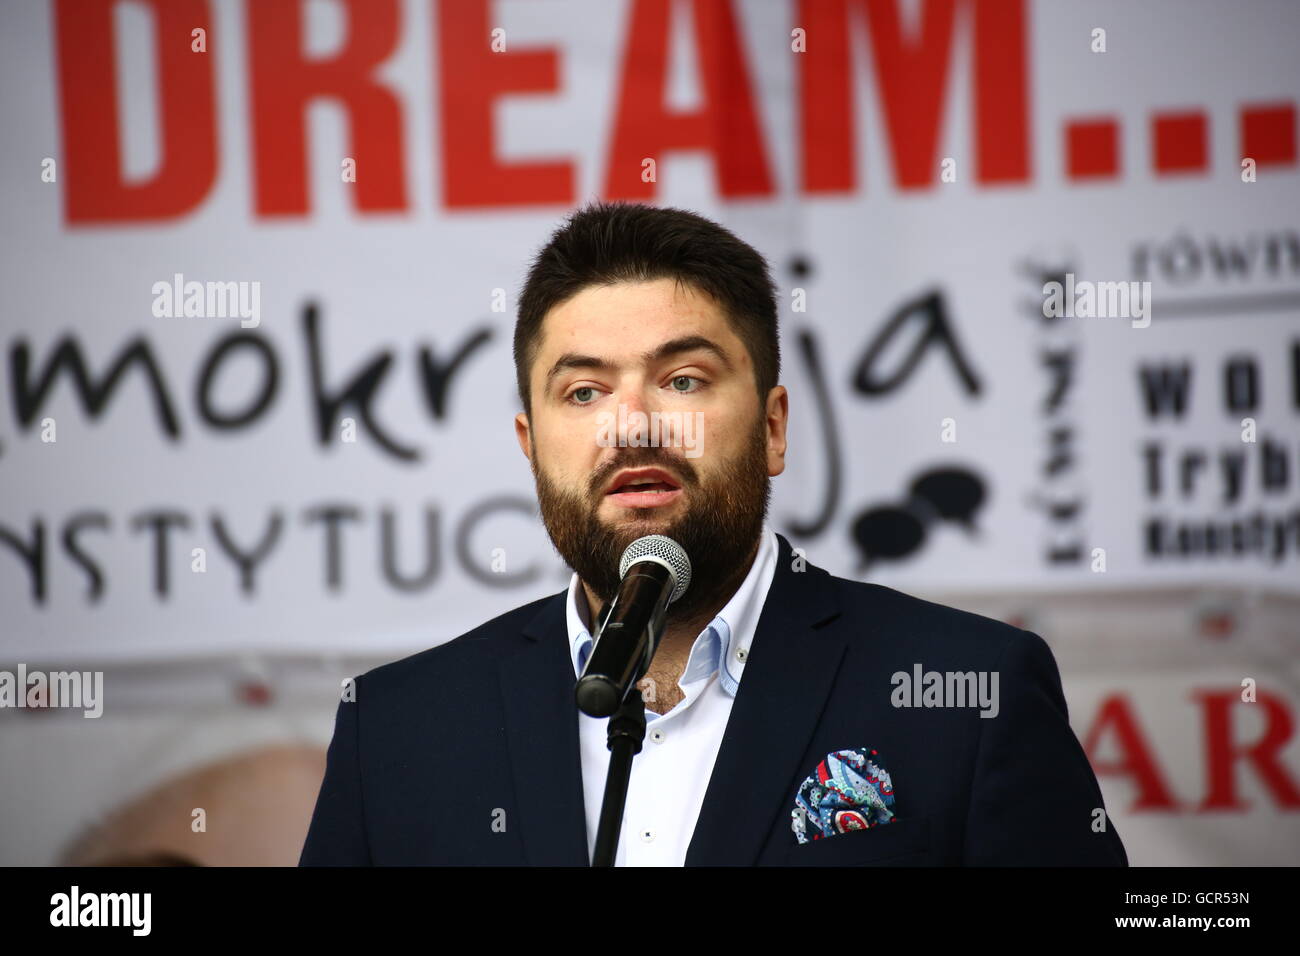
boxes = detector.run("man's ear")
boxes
[765,385,789,478]
[514,411,533,463]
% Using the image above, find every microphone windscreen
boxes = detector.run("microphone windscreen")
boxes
[617,535,691,604]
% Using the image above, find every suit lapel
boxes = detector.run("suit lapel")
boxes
[499,592,590,865]
[685,533,846,865]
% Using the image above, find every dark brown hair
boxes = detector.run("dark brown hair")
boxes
[514,201,779,416]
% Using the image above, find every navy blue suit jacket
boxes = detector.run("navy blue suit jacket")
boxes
[300,533,1128,866]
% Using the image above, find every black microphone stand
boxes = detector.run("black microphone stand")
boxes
[578,555,681,866]
[590,687,647,866]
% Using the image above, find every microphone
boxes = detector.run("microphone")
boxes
[575,535,691,718]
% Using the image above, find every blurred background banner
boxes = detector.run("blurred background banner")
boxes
[1,0,1297,865]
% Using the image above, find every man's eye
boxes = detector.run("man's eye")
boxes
[669,376,702,393]
[568,386,597,405]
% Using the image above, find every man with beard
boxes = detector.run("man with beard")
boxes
[300,201,1127,867]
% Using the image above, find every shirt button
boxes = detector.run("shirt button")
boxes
[735,647,748,662]
[640,829,655,843]
[650,729,666,744]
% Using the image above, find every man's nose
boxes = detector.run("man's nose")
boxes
[615,379,659,417]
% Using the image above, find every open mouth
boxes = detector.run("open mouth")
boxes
[608,480,677,494]
[604,468,683,505]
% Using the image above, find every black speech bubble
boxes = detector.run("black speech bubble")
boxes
[851,505,926,569]
[910,467,986,532]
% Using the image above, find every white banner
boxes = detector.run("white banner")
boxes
[2,0,1298,662]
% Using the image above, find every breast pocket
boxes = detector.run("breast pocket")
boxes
[783,816,933,867]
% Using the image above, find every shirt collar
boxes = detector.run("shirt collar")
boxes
[564,525,779,699]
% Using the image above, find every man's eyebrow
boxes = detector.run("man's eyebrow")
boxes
[544,354,617,391]
[644,335,734,370]
[544,335,735,392]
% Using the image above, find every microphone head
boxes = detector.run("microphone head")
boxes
[618,535,691,604]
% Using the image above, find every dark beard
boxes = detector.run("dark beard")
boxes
[531,413,771,626]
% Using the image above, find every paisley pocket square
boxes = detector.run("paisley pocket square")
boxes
[791,747,895,844]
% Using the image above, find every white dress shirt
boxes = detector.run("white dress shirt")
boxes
[565,524,779,865]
